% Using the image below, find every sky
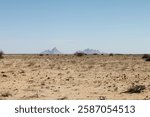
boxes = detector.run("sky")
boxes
[0,0,150,54]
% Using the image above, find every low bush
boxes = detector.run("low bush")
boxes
[0,51,4,59]
[145,58,150,62]
[74,52,85,57]
[109,53,113,56]
[93,53,98,55]
[39,54,44,56]
[142,54,150,59]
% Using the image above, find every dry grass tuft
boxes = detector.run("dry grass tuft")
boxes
[0,91,12,97]
[123,85,146,94]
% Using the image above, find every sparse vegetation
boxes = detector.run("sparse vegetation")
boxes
[0,51,4,59]
[116,54,123,55]
[0,91,12,97]
[145,58,150,61]
[109,53,113,56]
[0,54,149,100]
[123,85,146,94]
[74,52,86,57]
[39,54,44,56]
[93,53,98,55]
[142,54,150,62]
[142,54,150,59]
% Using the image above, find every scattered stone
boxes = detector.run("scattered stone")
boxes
[99,96,107,100]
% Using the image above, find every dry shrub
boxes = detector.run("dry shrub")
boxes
[1,91,12,97]
[93,53,98,55]
[116,54,123,55]
[142,54,150,62]
[74,52,85,57]
[39,54,44,56]
[144,96,150,100]
[142,54,150,59]
[145,58,150,62]
[0,51,4,59]
[109,53,113,56]
[123,85,146,94]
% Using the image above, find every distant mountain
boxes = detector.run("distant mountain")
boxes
[41,47,61,54]
[76,48,103,54]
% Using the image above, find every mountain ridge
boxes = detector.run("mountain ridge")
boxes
[41,48,104,54]
[76,48,103,54]
[41,47,61,54]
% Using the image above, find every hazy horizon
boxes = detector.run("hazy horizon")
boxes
[0,0,150,54]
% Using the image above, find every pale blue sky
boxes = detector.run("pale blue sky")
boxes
[0,0,150,54]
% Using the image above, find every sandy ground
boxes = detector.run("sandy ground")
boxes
[0,54,150,100]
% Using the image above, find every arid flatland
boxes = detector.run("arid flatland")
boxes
[0,54,150,100]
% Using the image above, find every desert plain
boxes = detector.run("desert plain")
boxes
[0,54,150,100]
